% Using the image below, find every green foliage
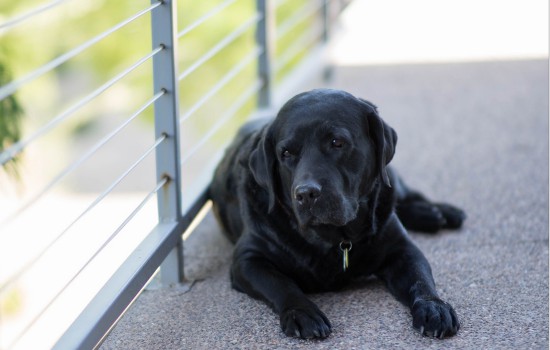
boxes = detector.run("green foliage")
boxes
[0,62,23,178]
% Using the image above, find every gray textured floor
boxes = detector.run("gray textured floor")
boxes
[101,59,548,350]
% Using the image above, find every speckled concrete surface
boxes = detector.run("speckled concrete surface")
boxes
[101,59,548,350]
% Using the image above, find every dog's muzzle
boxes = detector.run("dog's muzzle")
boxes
[292,182,357,228]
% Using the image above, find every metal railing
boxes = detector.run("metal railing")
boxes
[0,0,349,349]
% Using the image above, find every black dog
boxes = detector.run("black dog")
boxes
[209,89,465,339]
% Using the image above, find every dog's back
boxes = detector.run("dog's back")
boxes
[209,118,271,243]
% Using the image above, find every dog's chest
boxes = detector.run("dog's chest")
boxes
[277,240,381,292]
[280,246,354,291]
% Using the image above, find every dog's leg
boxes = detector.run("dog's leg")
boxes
[390,169,466,233]
[230,242,332,339]
[377,216,460,338]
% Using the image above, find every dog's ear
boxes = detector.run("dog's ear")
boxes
[359,99,397,187]
[248,125,277,211]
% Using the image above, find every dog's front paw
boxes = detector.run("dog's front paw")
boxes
[280,303,332,339]
[412,297,460,338]
[435,203,466,229]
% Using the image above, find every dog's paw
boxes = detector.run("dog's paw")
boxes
[397,201,447,233]
[412,297,460,338]
[397,200,466,233]
[434,203,466,229]
[280,304,332,339]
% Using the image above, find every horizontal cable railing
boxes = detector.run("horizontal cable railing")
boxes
[277,0,326,39]
[0,1,163,102]
[273,0,329,79]
[0,0,347,348]
[6,163,169,350]
[0,44,164,167]
[177,13,261,82]
[177,0,240,39]
[0,132,167,295]
[275,19,325,73]
[179,47,262,124]
[0,81,165,229]
[181,79,263,165]
[274,0,291,7]
[0,0,76,32]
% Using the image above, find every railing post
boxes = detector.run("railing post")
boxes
[322,0,334,82]
[322,0,330,43]
[150,0,185,286]
[256,0,275,109]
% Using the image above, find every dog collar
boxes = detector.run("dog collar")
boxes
[339,241,352,272]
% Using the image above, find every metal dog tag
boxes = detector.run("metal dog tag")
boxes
[339,241,352,272]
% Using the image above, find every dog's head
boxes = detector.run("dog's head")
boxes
[249,89,397,235]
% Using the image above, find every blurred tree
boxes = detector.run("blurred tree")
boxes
[0,62,23,178]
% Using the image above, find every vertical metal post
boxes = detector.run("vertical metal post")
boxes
[322,0,334,82]
[322,0,330,43]
[256,0,275,109]
[150,0,185,286]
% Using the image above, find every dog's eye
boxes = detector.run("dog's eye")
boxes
[282,149,292,158]
[331,139,345,148]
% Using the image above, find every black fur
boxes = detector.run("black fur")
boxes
[209,89,465,339]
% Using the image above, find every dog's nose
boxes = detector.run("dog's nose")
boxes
[294,183,321,206]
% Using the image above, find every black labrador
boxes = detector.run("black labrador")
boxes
[209,89,465,339]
